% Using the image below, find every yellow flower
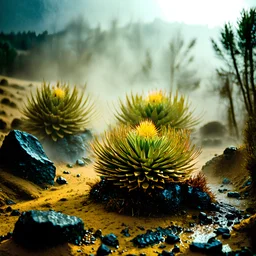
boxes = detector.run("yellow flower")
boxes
[136,120,158,138]
[146,90,164,104]
[53,87,65,99]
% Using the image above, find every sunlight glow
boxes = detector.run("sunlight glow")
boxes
[156,0,249,27]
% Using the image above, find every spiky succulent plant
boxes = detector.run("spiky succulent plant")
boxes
[115,90,199,129]
[93,120,201,191]
[22,82,95,142]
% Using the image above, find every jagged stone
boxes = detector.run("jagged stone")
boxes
[13,210,84,248]
[0,130,56,185]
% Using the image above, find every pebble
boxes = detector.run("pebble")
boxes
[56,176,68,185]
[227,192,241,198]
[76,159,85,166]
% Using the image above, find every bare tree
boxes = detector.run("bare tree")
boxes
[169,32,200,92]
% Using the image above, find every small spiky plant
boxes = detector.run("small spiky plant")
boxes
[93,120,201,191]
[115,90,199,129]
[22,82,95,142]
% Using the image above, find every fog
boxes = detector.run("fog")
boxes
[1,0,254,135]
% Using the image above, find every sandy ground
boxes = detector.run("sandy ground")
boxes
[0,76,253,255]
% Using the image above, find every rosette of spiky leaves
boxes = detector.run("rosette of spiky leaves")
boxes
[93,121,201,192]
[115,90,199,129]
[22,82,95,142]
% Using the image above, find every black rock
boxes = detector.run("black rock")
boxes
[155,184,182,212]
[0,130,56,185]
[190,237,222,254]
[10,210,21,216]
[0,119,7,130]
[1,98,17,108]
[226,213,236,220]
[94,229,103,238]
[0,78,8,85]
[12,210,85,248]
[121,227,130,237]
[222,178,231,184]
[223,146,237,159]
[172,244,180,253]
[11,118,22,129]
[215,227,230,235]
[66,164,73,168]
[56,176,68,185]
[186,186,211,210]
[102,233,119,248]
[132,227,181,248]
[97,244,111,255]
[159,250,174,256]
[5,199,16,205]
[165,234,180,244]
[227,192,241,198]
[222,233,231,239]
[63,170,70,174]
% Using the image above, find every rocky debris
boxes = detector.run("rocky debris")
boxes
[222,178,231,185]
[165,234,180,244]
[0,232,12,243]
[5,199,16,205]
[0,130,56,185]
[223,146,237,159]
[132,226,182,248]
[90,178,212,216]
[1,97,17,108]
[227,192,241,198]
[13,210,85,248]
[10,209,21,216]
[0,78,8,86]
[56,176,68,185]
[121,227,130,237]
[198,211,213,224]
[185,186,211,210]
[0,110,7,116]
[11,118,22,129]
[102,233,119,248]
[190,237,222,254]
[0,119,7,130]
[94,229,103,238]
[97,244,112,255]
[76,159,85,166]
[63,170,70,174]
[155,184,182,212]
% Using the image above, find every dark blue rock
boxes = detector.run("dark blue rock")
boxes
[121,227,130,237]
[0,130,56,185]
[165,234,180,244]
[132,226,181,248]
[97,244,111,255]
[13,210,84,248]
[190,237,222,254]
[186,186,211,209]
[5,199,16,205]
[215,227,230,235]
[222,178,231,184]
[10,209,21,216]
[102,233,119,248]
[227,192,241,198]
[155,184,182,212]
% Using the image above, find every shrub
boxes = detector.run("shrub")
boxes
[92,120,201,192]
[115,90,199,129]
[22,82,95,142]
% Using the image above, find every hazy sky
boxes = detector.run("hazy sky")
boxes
[0,0,254,33]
